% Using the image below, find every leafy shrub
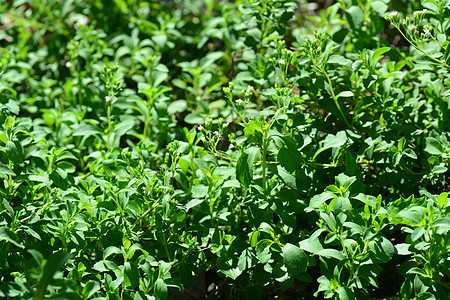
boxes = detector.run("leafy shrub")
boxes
[0,0,449,299]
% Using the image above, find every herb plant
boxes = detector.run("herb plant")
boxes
[0,0,449,299]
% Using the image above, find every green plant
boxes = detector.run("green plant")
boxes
[0,0,449,299]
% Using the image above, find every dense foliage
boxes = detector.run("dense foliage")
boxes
[0,0,449,299]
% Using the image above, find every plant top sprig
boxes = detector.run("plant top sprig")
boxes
[224,82,254,123]
[101,64,122,149]
[268,40,296,85]
[385,9,450,69]
[197,117,231,161]
[302,32,354,130]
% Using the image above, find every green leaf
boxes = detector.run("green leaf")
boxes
[432,218,450,231]
[236,147,260,187]
[299,236,323,253]
[124,262,139,289]
[0,163,15,176]
[411,227,426,241]
[345,6,364,30]
[238,249,258,271]
[0,82,17,96]
[395,243,412,255]
[258,222,275,235]
[277,147,302,172]
[186,199,204,210]
[0,227,24,248]
[191,184,208,198]
[371,47,391,66]
[103,246,122,260]
[369,236,395,263]
[112,0,127,13]
[82,281,101,299]
[73,123,103,137]
[154,278,168,300]
[345,150,359,176]
[336,91,354,99]
[167,100,187,114]
[277,166,297,189]
[307,192,336,211]
[330,197,352,212]
[437,192,448,210]
[343,222,364,235]
[313,131,347,159]
[223,179,241,188]
[199,51,225,70]
[424,137,445,155]
[316,249,345,260]
[5,141,23,164]
[336,286,355,300]
[255,239,272,263]
[112,119,134,143]
[335,173,356,190]
[184,113,204,125]
[244,120,264,137]
[36,252,72,299]
[370,1,389,16]
[444,43,450,65]
[249,231,260,247]
[221,267,242,280]
[282,243,307,276]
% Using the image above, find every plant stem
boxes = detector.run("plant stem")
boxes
[261,131,268,191]
[163,233,172,262]
[393,24,450,68]
[258,19,268,54]
[107,102,112,149]
[321,67,354,129]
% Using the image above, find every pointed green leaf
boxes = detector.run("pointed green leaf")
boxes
[124,262,139,289]
[282,243,307,276]
[155,278,168,300]
[236,147,260,187]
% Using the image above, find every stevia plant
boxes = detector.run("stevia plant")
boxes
[388,190,449,299]
[305,174,394,299]
[0,0,449,299]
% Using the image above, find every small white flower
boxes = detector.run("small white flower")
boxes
[105,96,112,102]
[246,86,252,93]
[411,25,417,31]
[213,131,221,138]
[200,136,206,142]
[413,12,418,18]
[198,125,204,131]
[235,99,244,105]
[424,28,431,38]
[278,58,286,65]
[422,9,427,14]
[66,61,72,67]
[390,11,398,18]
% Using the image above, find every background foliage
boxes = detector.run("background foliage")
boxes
[0,0,449,299]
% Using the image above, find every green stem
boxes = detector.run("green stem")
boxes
[258,19,267,54]
[107,102,112,149]
[393,24,450,68]
[8,174,13,197]
[307,162,338,168]
[348,239,370,286]
[6,13,55,32]
[261,131,268,191]
[321,68,354,129]
[163,234,172,262]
